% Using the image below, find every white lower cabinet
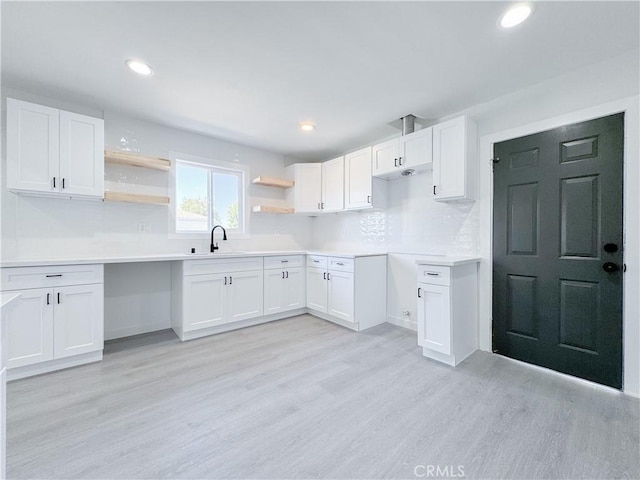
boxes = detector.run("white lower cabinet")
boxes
[263,255,305,315]
[172,257,266,340]
[306,255,386,331]
[416,261,479,366]
[0,265,104,379]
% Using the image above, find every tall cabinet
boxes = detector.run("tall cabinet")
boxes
[7,98,104,198]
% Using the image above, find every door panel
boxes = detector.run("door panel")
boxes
[6,289,54,368]
[417,284,451,355]
[263,269,285,315]
[283,267,305,311]
[321,156,344,212]
[53,284,103,359]
[227,270,263,322]
[184,274,226,330]
[344,148,372,209]
[327,270,354,323]
[306,267,328,313]
[493,113,624,388]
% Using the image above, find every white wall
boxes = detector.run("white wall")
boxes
[1,88,313,339]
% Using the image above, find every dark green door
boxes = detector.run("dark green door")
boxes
[493,113,624,389]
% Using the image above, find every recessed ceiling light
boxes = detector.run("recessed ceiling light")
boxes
[499,4,532,28]
[125,59,154,76]
[300,122,315,132]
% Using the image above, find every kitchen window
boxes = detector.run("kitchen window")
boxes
[173,155,248,235]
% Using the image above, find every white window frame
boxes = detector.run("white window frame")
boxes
[169,152,251,239]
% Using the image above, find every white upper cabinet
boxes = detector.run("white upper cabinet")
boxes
[59,111,104,197]
[6,98,104,199]
[321,156,344,212]
[345,147,387,211]
[285,163,322,213]
[372,128,433,179]
[432,116,477,202]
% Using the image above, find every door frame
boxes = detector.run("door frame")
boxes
[479,95,640,396]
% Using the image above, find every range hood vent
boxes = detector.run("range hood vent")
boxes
[401,114,416,135]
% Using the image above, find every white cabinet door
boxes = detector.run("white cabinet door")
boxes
[372,138,398,176]
[327,270,354,323]
[263,269,285,315]
[283,267,305,311]
[289,163,322,213]
[321,156,344,212]
[53,284,104,359]
[184,273,226,331]
[6,98,60,193]
[6,288,54,369]
[227,270,263,322]
[306,267,328,313]
[399,127,432,169]
[417,284,451,355]
[344,147,372,210]
[432,116,467,200]
[59,111,104,198]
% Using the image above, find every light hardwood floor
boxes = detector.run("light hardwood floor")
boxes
[7,315,640,479]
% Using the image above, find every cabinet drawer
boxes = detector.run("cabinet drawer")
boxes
[417,265,451,286]
[307,255,327,269]
[184,257,263,276]
[264,255,304,270]
[328,257,354,273]
[1,264,103,291]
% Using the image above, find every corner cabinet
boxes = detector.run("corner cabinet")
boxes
[0,264,104,379]
[432,116,477,202]
[285,163,322,214]
[7,98,104,199]
[416,261,479,366]
[306,254,387,331]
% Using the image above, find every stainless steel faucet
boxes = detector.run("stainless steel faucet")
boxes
[210,225,227,252]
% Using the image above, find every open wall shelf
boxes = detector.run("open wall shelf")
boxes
[104,150,171,171]
[104,191,170,205]
[252,205,294,214]
[251,176,294,188]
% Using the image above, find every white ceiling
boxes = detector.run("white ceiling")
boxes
[2,1,638,161]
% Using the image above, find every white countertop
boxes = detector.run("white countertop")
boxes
[415,256,481,267]
[0,250,387,268]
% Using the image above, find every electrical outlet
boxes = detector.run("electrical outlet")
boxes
[138,223,150,233]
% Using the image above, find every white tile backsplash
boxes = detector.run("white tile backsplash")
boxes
[311,171,480,256]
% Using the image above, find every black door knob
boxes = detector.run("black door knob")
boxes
[602,262,619,273]
[603,243,619,253]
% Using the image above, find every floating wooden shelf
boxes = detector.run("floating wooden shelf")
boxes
[251,176,294,188]
[104,191,170,205]
[252,205,294,214]
[104,150,171,171]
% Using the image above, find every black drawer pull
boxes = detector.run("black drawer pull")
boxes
[426,272,440,276]
[57,292,61,304]
[46,274,63,278]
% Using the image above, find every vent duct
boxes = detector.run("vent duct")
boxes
[401,114,416,135]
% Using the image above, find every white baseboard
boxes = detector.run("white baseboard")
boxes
[386,315,417,331]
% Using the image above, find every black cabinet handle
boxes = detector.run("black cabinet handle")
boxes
[433,185,437,195]
[394,158,398,167]
[367,195,371,204]
[62,178,66,189]
[47,293,50,305]
[229,276,232,285]
[418,287,422,298]
[281,260,289,263]
[224,276,227,285]
[46,274,62,278]
[323,272,326,280]
[57,292,61,304]
[286,271,289,279]
[282,271,285,279]
[321,202,324,210]
[398,156,403,166]
[327,272,331,280]
[52,177,56,189]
